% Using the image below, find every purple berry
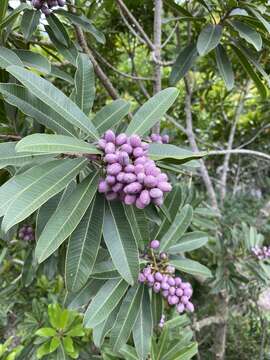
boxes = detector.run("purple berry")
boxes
[169,287,176,295]
[121,144,133,154]
[150,240,160,249]
[124,182,142,194]
[174,277,182,287]
[184,288,193,297]
[57,0,65,6]
[147,274,154,283]
[116,133,127,146]
[162,290,169,298]
[105,142,116,154]
[138,273,146,283]
[153,282,161,293]
[153,197,164,206]
[161,281,170,290]
[141,142,149,150]
[124,173,137,184]
[104,153,118,164]
[124,194,136,205]
[98,180,109,193]
[116,172,125,182]
[137,173,145,184]
[181,296,189,304]
[105,192,118,201]
[158,182,172,192]
[118,151,129,166]
[134,156,147,165]
[107,163,122,176]
[134,164,144,174]
[104,130,115,143]
[162,135,169,143]
[144,175,157,188]
[139,190,151,206]
[157,173,168,182]
[159,252,167,260]
[185,302,194,312]
[166,265,175,274]
[149,188,163,199]
[175,288,183,297]
[133,147,144,158]
[155,272,163,282]
[168,277,175,286]
[136,198,146,209]
[176,303,185,313]
[112,183,123,192]
[125,164,135,173]
[98,138,106,149]
[129,134,141,148]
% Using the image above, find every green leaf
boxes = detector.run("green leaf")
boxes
[126,88,179,136]
[124,205,149,251]
[168,231,208,253]
[0,47,23,69]
[93,305,119,348]
[0,141,51,169]
[50,65,74,84]
[63,337,74,353]
[50,337,61,353]
[162,342,198,360]
[45,25,78,66]
[148,143,205,164]
[2,158,87,231]
[103,201,140,285]
[119,345,139,360]
[133,286,152,360]
[160,205,193,251]
[110,284,143,351]
[54,9,106,44]
[197,24,223,55]
[16,134,101,155]
[75,54,95,115]
[163,0,193,17]
[151,292,164,327]
[169,44,197,85]
[91,259,120,279]
[215,45,234,90]
[230,20,262,51]
[14,50,51,74]
[36,328,56,337]
[35,171,99,263]
[0,0,8,23]
[83,278,129,328]
[231,44,267,98]
[92,99,130,134]
[66,325,85,337]
[0,4,32,30]
[46,13,70,47]
[20,9,40,42]
[6,66,99,140]
[248,8,270,34]
[0,83,77,137]
[66,279,104,309]
[170,258,212,278]
[65,194,104,293]
[37,341,51,359]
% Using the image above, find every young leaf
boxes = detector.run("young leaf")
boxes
[75,54,95,115]
[54,9,106,44]
[103,201,140,285]
[215,44,234,90]
[6,66,99,140]
[14,50,51,74]
[20,9,40,42]
[2,158,87,231]
[148,143,205,164]
[35,171,99,263]
[65,194,104,293]
[197,24,223,55]
[16,134,101,155]
[133,286,152,360]
[125,88,179,136]
[168,231,208,253]
[0,141,51,169]
[92,99,130,134]
[110,284,143,351]
[230,20,262,51]
[169,43,198,85]
[36,328,56,337]
[0,47,24,69]
[170,258,212,278]
[84,278,129,328]
[231,44,267,98]
[160,205,193,251]
[0,83,77,137]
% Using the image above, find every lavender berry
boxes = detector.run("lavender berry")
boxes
[252,245,270,260]
[31,0,65,15]
[97,130,172,209]
[18,225,35,241]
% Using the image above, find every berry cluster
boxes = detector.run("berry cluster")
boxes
[251,245,270,260]
[149,133,169,144]
[18,225,35,241]
[31,0,65,15]
[97,130,172,209]
[138,240,194,314]
[158,314,166,328]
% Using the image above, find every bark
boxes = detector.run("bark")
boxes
[213,292,229,360]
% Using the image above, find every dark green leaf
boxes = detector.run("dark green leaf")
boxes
[215,45,234,90]
[168,231,208,253]
[46,13,70,47]
[20,9,40,42]
[0,47,23,69]
[230,20,262,51]
[14,49,51,74]
[197,24,223,55]
[170,258,212,278]
[169,43,197,85]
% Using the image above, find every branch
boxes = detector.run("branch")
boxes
[116,0,155,50]
[208,149,270,161]
[184,75,220,214]
[92,49,154,81]
[68,6,119,100]
[161,23,178,48]
[0,134,22,140]
[193,316,224,332]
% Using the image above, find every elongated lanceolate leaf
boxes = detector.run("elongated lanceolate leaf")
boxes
[230,20,262,51]
[103,201,139,285]
[93,305,119,348]
[66,279,104,309]
[124,205,149,251]
[0,4,31,30]
[170,258,212,278]
[160,204,193,251]
[35,171,99,263]
[110,284,143,351]
[16,134,101,155]
[75,54,95,115]
[2,158,87,231]
[0,142,52,169]
[170,43,197,85]
[14,50,51,74]
[84,278,129,328]
[46,12,70,47]
[133,286,152,360]
[21,9,40,42]
[6,66,99,140]
[92,99,130,134]
[91,259,120,279]
[215,45,234,90]
[0,83,77,137]
[65,194,104,293]
[168,231,208,253]
[148,143,205,164]
[197,24,222,55]
[126,88,179,136]
[0,47,23,69]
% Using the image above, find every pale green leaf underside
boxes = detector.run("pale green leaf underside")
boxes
[170,258,212,278]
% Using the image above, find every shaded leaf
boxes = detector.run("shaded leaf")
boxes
[230,20,262,51]
[215,45,234,90]
[14,49,51,74]
[20,9,40,42]
[197,24,222,55]
[170,43,197,85]
[0,47,23,69]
